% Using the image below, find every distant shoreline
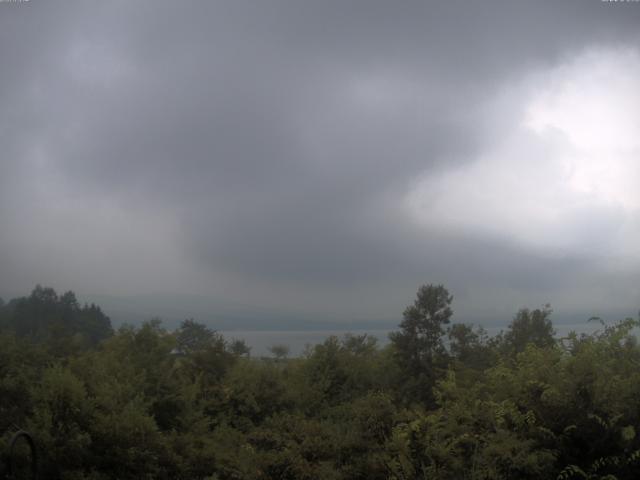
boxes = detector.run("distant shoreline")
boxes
[220,321,608,357]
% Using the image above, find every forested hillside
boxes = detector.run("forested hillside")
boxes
[1,285,639,479]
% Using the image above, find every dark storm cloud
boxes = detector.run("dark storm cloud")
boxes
[1,1,639,321]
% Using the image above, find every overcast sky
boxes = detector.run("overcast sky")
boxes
[1,0,639,326]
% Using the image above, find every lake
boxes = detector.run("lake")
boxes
[220,321,607,357]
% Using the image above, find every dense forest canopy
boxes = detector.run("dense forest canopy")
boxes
[0,285,112,346]
[1,285,639,479]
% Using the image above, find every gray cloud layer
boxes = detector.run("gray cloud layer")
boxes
[1,1,639,325]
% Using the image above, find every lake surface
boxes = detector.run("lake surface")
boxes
[220,321,607,356]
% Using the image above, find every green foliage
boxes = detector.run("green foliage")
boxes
[448,323,497,374]
[1,285,640,479]
[503,305,556,355]
[176,319,216,354]
[268,344,290,360]
[389,284,453,405]
[391,284,453,365]
[224,359,292,427]
[0,285,113,348]
[28,366,93,478]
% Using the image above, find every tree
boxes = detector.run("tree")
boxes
[504,305,555,354]
[0,286,112,345]
[389,284,453,404]
[77,303,113,344]
[0,297,6,330]
[390,284,453,367]
[229,338,251,357]
[176,319,215,354]
[59,291,79,311]
[448,323,494,370]
[341,333,377,356]
[269,344,290,361]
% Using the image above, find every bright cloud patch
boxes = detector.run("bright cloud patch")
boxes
[407,47,640,261]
